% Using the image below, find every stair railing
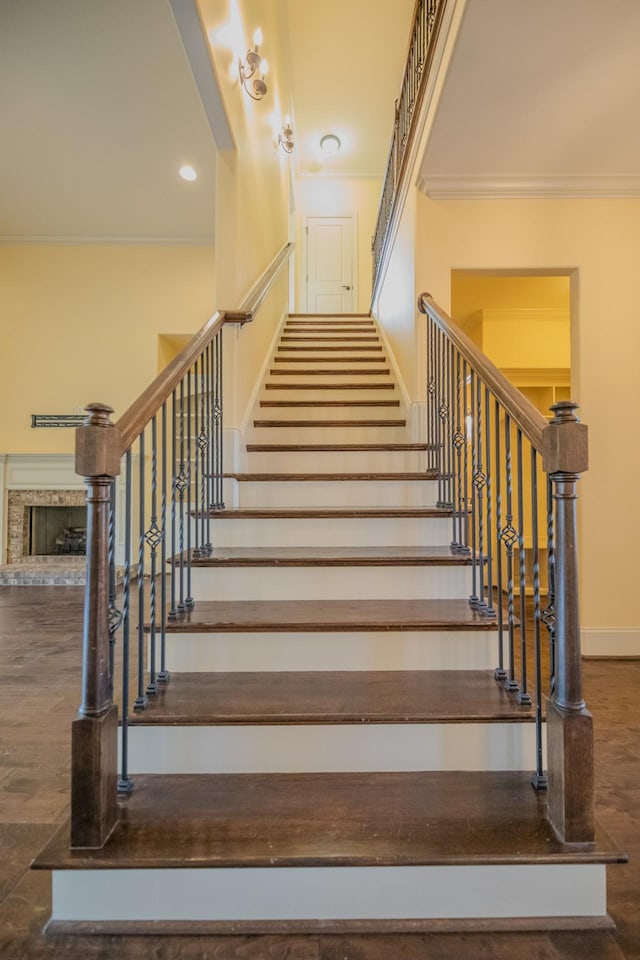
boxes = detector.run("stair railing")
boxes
[372,0,446,295]
[419,293,594,846]
[71,243,293,849]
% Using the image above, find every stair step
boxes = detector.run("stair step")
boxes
[253,419,406,427]
[224,473,438,508]
[227,472,436,480]
[277,345,383,352]
[36,771,621,930]
[280,336,380,342]
[129,670,531,725]
[265,382,395,390]
[246,443,430,452]
[274,356,387,363]
[206,506,447,518]
[123,671,537,774]
[259,400,400,407]
[162,598,494,633]
[190,544,462,565]
[269,368,391,376]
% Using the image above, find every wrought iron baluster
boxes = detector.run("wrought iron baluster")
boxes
[484,386,495,616]
[177,378,187,613]
[107,479,119,696]
[193,356,201,560]
[501,413,519,692]
[530,448,547,789]
[452,350,465,552]
[158,402,169,684]
[134,431,148,711]
[516,429,531,705]
[145,414,162,697]
[118,449,134,794]
[462,359,470,554]
[473,374,487,610]
[203,346,212,552]
[215,332,225,509]
[427,319,437,473]
[185,368,194,609]
[468,370,479,606]
[494,399,506,681]
[168,389,178,621]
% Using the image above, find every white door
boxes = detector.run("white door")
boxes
[306,216,355,313]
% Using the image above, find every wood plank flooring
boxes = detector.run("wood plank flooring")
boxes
[1,586,639,957]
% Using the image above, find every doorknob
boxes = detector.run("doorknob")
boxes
[341,285,352,290]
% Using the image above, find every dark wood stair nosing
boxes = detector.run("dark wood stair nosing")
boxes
[259,401,401,408]
[264,383,395,390]
[224,471,438,480]
[252,419,407,428]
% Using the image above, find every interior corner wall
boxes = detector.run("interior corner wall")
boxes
[0,243,215,456]
[415,193,640,654]
[293,177,383,314]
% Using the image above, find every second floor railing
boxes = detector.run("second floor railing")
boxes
[372,0,446,289]
[71,243,293,849]
[419,293,594,846]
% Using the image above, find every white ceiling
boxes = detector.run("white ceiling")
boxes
[0,0,217,240]
[420,0,640,197]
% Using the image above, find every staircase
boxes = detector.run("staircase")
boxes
[33,311,623,933]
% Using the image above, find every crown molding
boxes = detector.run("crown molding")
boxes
[500,367,570,387]
[418,174,640,199]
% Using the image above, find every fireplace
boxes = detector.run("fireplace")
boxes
[7,489,87,564]
[27,505,87,556]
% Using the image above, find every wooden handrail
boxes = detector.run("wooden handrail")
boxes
[117,242,293,451]
[418,293,548,452]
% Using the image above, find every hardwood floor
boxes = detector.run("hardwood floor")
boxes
[1,585,638,959]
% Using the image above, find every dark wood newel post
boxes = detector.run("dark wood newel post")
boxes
[542,400,595,844]
[71,403,122,849]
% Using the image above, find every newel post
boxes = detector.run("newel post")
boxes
[542,400,594,844]
[71,403,122,849]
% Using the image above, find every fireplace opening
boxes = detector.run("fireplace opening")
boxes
[27,506,87,556]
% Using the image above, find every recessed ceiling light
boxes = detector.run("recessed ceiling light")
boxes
[179,165,197,181]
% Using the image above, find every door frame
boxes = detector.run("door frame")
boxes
[303,213,358,313]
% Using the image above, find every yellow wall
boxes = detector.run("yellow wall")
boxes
[451,275,570,330]
[198,0,292,427]
[0,243,215,454]
[415,194,640,640]
[293,177,382,313]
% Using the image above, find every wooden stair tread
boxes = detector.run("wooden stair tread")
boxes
[259,400,400,407]
[288,313,372,318]
[252,419,407,427]
[246,442,432,451]
[278,341,382,353]
[161,598,497,632]
[269,369,391,376]
[264,383,395,390]
[34,771,624,871]
[280,336,380,342]
[205,507,449,518]
[274,356,387,363]
[189,545,469,566]
[225,471,437,480]
[127,670,536,725]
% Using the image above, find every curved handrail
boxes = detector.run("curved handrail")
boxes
[117,242,293,451]
[418,292,547,451]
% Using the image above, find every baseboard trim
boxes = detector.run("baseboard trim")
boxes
[581,627,640,659]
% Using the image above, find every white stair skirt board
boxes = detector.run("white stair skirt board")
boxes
[166,631,498,672]
[124,722,541,774]
[207,515,452,548]
[246,450,431,472]
[51,864,607,924]
[190,565,470,601]
[233,478,439,508]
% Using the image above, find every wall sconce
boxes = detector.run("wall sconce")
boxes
[320,134,341,157]
[278,118,294,154]
[239,27,269,101]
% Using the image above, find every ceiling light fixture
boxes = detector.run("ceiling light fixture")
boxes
[278,118,294,154]
[239,27,269,101]
[320,134,341,157]
[179,165,197,181]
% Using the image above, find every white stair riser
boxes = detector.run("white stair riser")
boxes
[248,425,408,444]
[246,450,430,472]
[262,388,398,402]
[165,631,497,672]
[232,478,438,508]
[209,515,451,547]
[267,372,392,383]
[124,723,541,774]
[190,565,470,601]
[254,407,403,422]
[51,864,607,924]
